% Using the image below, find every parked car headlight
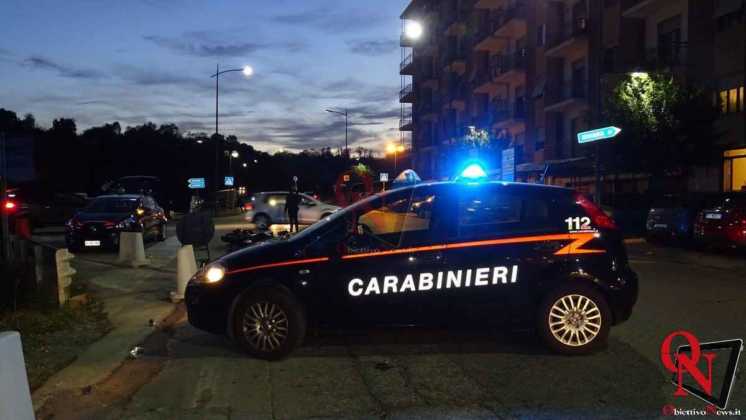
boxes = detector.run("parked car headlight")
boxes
[204,264,226,284]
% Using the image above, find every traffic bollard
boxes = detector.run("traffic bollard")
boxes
[117,232,150,267]
[55,248,76,306]
[171,245,197,302]
[0,332,34,420]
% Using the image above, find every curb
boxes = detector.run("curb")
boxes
[623,238,646,244]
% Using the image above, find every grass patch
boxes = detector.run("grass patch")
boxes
[0,299,112,391]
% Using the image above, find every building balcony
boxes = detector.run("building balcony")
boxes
[418,95,440,120]
[644,45,688,70]
[400,84,415,103]
[446,82,468,109]
[400,116,413,131]
[492,99,526,131]
[475,0,509,9]
[400,53,415,75]
[544,79,588,113]
[489,50,527,84]
[441,45,467,72]
[473,2,527,51]
[622,0,669,19]
[545,17,589,59]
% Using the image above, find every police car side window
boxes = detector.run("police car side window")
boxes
[455,189,522,240]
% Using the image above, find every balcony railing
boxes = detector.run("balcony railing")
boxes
[475,3,527,45]
[400,84,415,102]
[489,50,527,78]
[492,99,527,122]
[400,53,413,72]
[547,17,589,48]
[399,116,413,130]
[546,79,587,105]
[645,44,687,67]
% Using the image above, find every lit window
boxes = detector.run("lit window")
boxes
[728,88,738,113]
[720,90,728,113]
[740,87,745,112]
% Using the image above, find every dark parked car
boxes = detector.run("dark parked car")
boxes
[186,177,637,359]
[65,194,167,251]
[693,194,746,248]
[645,195,693,241]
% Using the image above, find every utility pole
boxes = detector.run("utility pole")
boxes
[1,132,9,262]
[214,63,220,205]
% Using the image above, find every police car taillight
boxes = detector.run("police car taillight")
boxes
[574,192,618,230]
[2,200,17,213]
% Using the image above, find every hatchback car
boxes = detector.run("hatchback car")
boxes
[65,194,168,251]
[187,180,638,359]
[693,194,746,248]
[243,191,340,229]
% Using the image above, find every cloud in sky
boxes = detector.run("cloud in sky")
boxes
[1,0,407,153]
[347,39,399,56]
[271,6,389,34]
[22,56,104,80]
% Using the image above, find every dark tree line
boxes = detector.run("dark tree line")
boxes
[0,109,394,210]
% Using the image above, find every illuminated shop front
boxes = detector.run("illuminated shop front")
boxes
[723,148,746,192]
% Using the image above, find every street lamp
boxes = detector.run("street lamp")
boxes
[403,20,424,41]
[210,64,253,199]
[228,150,239,176]
[325,108,349,159]
[386,142,405,173]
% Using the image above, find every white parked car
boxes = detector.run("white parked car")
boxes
[243,192,340,229]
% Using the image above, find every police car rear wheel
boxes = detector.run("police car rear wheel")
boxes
[538,284,610,355]
[234,289,305,360]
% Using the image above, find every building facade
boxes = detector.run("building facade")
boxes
[400,0,745,193]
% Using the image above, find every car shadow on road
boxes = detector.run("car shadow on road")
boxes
[170,322,669,415]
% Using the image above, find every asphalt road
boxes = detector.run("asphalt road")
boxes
[35,221,746,419]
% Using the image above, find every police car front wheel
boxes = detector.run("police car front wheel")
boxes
[233,288,306,360]
[538,283,611,355]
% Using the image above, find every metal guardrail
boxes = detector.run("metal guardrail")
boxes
[400,53,413,71]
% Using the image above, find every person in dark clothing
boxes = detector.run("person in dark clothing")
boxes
[285,189,301,233]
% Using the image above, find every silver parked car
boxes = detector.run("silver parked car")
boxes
[244,192,339,229]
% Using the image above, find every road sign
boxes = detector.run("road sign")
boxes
[187,178,205,189]
[380,173,389,182]
[501,148,515,182]
[224,176,234,187]
[577,126,622,144]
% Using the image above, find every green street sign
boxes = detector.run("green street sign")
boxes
[577,126,622,144]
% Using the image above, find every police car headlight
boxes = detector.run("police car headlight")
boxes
[204,264,226,284]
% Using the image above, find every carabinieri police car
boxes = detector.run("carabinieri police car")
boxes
[186,165,638,359]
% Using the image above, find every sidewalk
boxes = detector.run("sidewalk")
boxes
[31,235,182,412]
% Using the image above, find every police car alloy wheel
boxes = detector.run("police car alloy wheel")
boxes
[233,288,306,360]
[538,284,611,355]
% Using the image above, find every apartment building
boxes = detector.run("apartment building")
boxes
[401,0,745,194]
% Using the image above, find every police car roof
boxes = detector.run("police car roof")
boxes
[407,180,574,194]
[95,194,142,200]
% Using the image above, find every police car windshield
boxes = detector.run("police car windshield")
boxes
[291,189,401,241]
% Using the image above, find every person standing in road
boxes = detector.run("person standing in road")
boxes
[285,187,300,233]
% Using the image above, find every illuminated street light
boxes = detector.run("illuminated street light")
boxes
[242,162,248,168]
[386,142,406,172]
[210,64,253,198]
[404,20,423,40]
[231,150,239,158]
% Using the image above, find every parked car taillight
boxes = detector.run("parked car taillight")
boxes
[574,192,618,230]
[2,200,17,213]
[243,202,253,211]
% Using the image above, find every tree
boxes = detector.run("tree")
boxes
[603,72,719,188]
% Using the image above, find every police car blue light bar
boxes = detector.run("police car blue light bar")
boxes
[458,163,488,180]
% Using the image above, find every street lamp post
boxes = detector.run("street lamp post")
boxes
[325,108,348,159]
[386,143,405,173]
[211,64,253,201]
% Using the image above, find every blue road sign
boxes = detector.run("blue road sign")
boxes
[224,176,234,187]
[187,178,205,189]
[577,126,622,144]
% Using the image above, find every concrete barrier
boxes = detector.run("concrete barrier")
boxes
[0,332,34,420]
[171,245,197,302]
[117,232,150,267]
[55,248,76,306]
